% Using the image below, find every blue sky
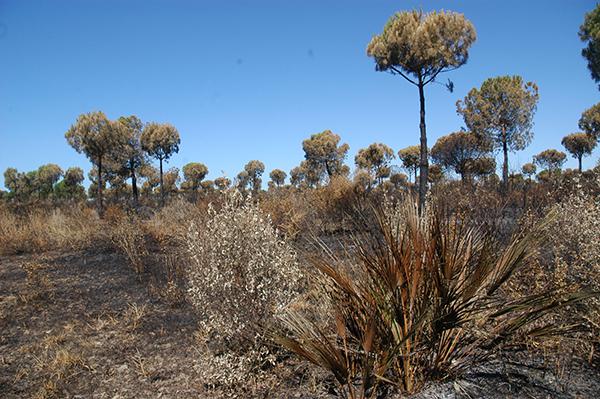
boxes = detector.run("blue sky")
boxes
[1,0,598,188]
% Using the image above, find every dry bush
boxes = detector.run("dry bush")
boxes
[186,190,304,391]
[276,197,593,398]
[430,181,523,243]
[0,205,101,255]
[146,253,189,306]
[108,213,148,275]
[145,198,209,248]
[309,176,360,234]
[259,187,310,239]
[514,174,600,363]
[261,177,361,241]
[123,302,148,331]
[544,176,600,288]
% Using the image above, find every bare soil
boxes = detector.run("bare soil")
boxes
[1,249,598,398]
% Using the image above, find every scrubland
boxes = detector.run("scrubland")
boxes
[1,171,599,399]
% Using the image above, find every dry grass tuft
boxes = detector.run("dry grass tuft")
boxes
[0,205,102,256]
[109,213,148,275]
[18,261,54,304]
[123,303,147,331]
[145,198,209,247]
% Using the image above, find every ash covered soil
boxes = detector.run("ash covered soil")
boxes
[1,250,599,398]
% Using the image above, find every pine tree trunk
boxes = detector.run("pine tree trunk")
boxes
[502,127,509,194]
[159,157,164,206]
[578,155,583,172]
[97,156,104,218]
[130,162,138,205]
[417,80,429,214]
[324,160,332,179]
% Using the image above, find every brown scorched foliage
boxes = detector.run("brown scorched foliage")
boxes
[276,197,595,398]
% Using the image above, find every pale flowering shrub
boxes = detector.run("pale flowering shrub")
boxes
[523,174,600,359]
[544,175,600,288]
[186,190,303,389]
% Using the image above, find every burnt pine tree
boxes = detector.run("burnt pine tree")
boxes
[430,131,491,182]
[398,146,420,183]
[302,130,350,183]
[367,10,476,212]
[355,143,395,185]
[244,160,265,194]
[579,102,600,141]
[269,169,287,187]
[65,111,125,216]
[457,76,539,192]
[183,162,209,201]
[561,132,597,172]
[580,4,600,90]
[140,123,180,205]
[117,115,145,205]
[534,149,567,172]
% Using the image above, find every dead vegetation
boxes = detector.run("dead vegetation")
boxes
[0,205,102,256]
[0,176,599,398]
[276,197,596,398]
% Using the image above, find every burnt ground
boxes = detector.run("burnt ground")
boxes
[0,249,599,398]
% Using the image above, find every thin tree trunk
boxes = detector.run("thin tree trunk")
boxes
[130,162,138,205]
[578,155,582,172]
[192,183,198,203]
[97,156,104,218]
[417,80,428,214]
[502,127,509,194]
[159,157,164,206]
[324,160,332,179]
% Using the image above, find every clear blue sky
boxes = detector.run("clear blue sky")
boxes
[1,0,598,188]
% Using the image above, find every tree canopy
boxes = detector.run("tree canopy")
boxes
[183,162,209,191]
[534,149,566,172]
[561,132,597,171]
[580,4,600,89]
[214,176,231,191]
[457,75,539,189]
[269,169,287,187]
[521,163,536,178]
[355,143,395,183]
[367,9,476,211]
[398,146,420,182]
[141,123,180,162]
[430,131,491,181]
[366,10,476,84]
[302,130,349,182]
[65,111,124,165]
[579,103,600,140]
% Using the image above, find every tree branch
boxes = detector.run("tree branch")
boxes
[423,68,444,86]
[389,66,418,86]
[437,65,462,74]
